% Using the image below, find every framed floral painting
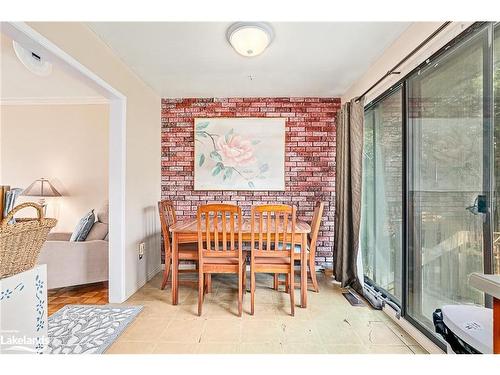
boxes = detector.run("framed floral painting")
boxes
[194,118,285,191]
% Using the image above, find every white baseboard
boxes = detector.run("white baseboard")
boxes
[133,264,163,295]
[382,304,445,354]
[147,264,163,280]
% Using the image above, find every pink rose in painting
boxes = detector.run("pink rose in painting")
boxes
[216,135,256,167]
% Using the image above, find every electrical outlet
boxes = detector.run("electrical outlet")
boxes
[139,242,145,260]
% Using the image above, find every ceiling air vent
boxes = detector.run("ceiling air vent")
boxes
[12,40,52,76]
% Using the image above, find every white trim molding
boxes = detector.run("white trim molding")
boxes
[2,22,128,303]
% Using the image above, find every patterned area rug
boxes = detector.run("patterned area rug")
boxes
[47,305,143,354]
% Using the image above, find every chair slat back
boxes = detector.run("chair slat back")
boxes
[309,202,325,251]
[158,200,177,256]
[197,204,242,259]
[250,204,296,258]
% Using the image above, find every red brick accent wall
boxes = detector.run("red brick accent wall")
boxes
[161,97,340,266]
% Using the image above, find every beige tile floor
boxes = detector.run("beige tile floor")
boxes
[107,271,427,354]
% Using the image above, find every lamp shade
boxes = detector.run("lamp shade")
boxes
[22,178,61,197]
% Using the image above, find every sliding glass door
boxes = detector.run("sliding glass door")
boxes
[361,23,498,344]
[407,25,491,331]
[361,89,403,302]
[494,24,500,275]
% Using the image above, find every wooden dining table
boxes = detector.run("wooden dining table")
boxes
[169,217,311,308]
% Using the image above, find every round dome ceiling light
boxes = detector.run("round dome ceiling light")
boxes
[12,40,52,76]
[226,22,274,57]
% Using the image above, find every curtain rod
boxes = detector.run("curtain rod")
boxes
[355,21,452,103]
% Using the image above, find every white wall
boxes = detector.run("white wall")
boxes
[342,22,474,104]
[0,103,108,232]
[26,22,161,300]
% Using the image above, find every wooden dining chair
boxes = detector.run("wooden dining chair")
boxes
[158,200,199,290]
[250,204,297,316]
[197,204,246,317]
[273,201,325,293]
[306,201,325,292]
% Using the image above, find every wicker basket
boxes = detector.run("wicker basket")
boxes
[0,202,57,279]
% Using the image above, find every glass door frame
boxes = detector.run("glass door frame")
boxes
[363,84,405,306]
[483,22,495,294]
[362,21,497,349]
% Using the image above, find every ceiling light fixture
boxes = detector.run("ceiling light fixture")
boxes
[12,40,52,76]
[226,22,273,57]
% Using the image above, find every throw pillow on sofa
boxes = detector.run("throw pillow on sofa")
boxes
[70,210,95,242]
[96,201,109,224]
[85,201,109,241]
[86,221,108,241]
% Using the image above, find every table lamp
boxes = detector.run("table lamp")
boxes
[22,178,62,210]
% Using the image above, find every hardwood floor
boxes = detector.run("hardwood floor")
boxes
[47,281,108,316]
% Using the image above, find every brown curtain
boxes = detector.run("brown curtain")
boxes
[334,98,364,293]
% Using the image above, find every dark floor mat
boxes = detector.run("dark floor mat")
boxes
[342,290,366,307]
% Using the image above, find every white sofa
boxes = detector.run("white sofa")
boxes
[37,203,109,289]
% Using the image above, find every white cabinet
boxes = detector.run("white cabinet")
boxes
[0,265,48,354]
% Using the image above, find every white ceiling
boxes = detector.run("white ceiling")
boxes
[0,33,105,103]
[87,22,410,98]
